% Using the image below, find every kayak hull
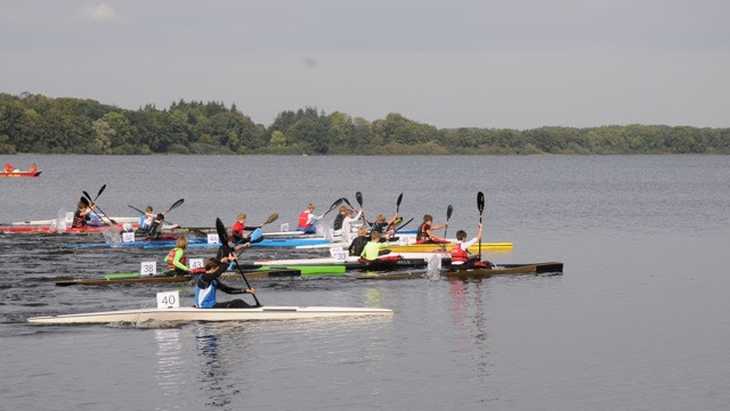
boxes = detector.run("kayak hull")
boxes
[385,242,513,253]
[0,170,41,177]
[28,306,393,324]
[444,262,564,279]
[0,224,138,234]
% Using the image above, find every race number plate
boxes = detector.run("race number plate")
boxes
[207,233,220,244]
[157,290,180,309]
[189,258,204,270]
[122,232,135,243]
[140,261,157,276]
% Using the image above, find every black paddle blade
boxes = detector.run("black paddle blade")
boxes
[477,192,485,214]
[396,192,403,212]
[82,190,93,203]
[342,197,354,208]
[356,191,363,207]
[165,198,185,215]
[128,205,146,215]
[95,184,107,201]
[446,204,454,221]
[215,217,229,245]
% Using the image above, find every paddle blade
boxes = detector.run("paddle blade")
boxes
[165,198,185,215]
[95,184,107,201]
[82,191,93,203]
[396,192,403,212]
[356,191,363,207]
[215,217,229,245]
[128,205,145,215]
[264,213,279,225]
[342,197,354,209]
[477,191,485,214]
[446,204,454,221]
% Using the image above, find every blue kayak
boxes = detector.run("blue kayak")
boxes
[68,237,330,250]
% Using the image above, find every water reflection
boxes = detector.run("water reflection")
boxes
[194,324,243,409]
[449,279,491,379]
[154,328,185,411]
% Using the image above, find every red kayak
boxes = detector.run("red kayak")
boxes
[0,223,137,234]
[0,170,42,177]
[1,163,41,177]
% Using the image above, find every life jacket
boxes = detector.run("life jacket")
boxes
[72,210,86,228]
[231,221,245,238]
[298,210,311,228]
[450,242,470,263]
[165,247,187,269]
[3,163,13,173]
[416,222,431,241]
[194,278,218,308]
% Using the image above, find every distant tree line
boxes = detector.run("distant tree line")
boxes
[1,92,729,155]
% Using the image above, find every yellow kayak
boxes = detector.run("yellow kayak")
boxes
[386,242,513,253]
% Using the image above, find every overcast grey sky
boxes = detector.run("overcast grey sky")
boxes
[1,1,728,128]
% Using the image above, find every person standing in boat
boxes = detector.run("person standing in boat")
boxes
[416,214,449,243]
[451,224,490,267]
[193,256,257,308]
[164,236,191,275]
[297,203,322,234]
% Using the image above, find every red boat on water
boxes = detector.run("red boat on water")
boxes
[1,162,42,177]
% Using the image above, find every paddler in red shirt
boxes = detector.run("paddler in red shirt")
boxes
[231,213,260,244]
[297,203,322,234]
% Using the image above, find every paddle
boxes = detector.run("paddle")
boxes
[258,213,279,227]
[93,184,107,201]
[477,191,485,258]
[342,197,354,209]
[216,217,261,307]
[356,192,363,208]
[323,198,345,217]
[82,190,117,225]
[444,204,454,238]
[396,192,403,214]
[128,205,146,215]
[394,217,414,233]
[164,198,184,215]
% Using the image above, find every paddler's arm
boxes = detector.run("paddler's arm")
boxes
[172,248,190,271]
[218,280,255,295]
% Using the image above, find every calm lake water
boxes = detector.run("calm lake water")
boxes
[1,154,729,411]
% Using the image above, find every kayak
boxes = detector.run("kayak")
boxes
[0,224,139,235]
[0,169,41,177]
[444,262,563,279]
[11,216,140,226]
[54,269,303,286]
[66,237,331,250]
[27,306,393,325]
[383,242,513,253]
[355,261,564,280]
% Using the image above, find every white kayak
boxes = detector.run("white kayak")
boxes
[12,216,140,226]
[27,306,393,325]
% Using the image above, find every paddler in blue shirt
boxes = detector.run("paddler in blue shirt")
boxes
[194,256,257,308]
[139,206,155,231]
[71,197,104,228]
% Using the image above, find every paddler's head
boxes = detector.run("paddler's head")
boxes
[78,197,90,210]
[376,214,386,223]
[339,206,348,215]
[358,226,368,237]
[456,230,467,241]
[145,206,153,214]
[237,213,247,223]
[423,214,433,223]
[204,257,221,272]
[307,203,316,211]
[370,230,382,241]
[176,236,188,250]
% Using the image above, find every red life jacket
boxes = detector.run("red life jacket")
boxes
[416,222,431,241]
[298,210,311,227]
[232,221,244,237]
[71,210,86,228]
[450,242,470,263]
[165,247,187,269]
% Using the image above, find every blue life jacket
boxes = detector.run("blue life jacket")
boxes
[86,213,103,226]
[194,278,218,308]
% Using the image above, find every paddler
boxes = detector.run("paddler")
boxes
[348,226,370,256]
[359,230,390,262]
[231,213,261,245]
[333,206,349,231]
[3,163,14,173]
[370,213,399,239]
[416,214,448,244]
[340,206,363,244]
[193,256,258,308]
[71,197,103,228]
[164,236,191,275]
[451,224,491,267]
[138,206,155,231]
[297,203,322,234]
